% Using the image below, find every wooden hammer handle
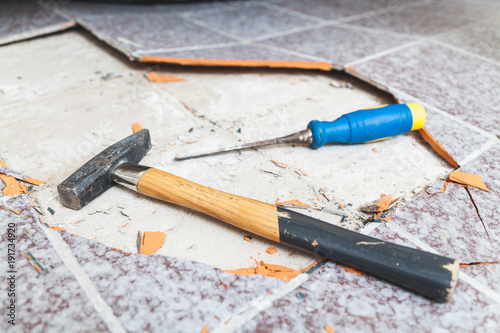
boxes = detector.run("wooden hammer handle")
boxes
[137,168,459,302]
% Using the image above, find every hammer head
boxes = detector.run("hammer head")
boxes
[58,129,151,210]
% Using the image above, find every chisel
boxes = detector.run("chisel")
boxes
[175,103,426,160]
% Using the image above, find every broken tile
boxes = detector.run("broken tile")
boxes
[0,0,74,46]
[391,179,499,263]
[354,41,500,134]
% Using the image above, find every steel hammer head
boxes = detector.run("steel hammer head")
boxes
[58,129,151,210]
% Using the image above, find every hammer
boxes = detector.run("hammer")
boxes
[58,129,459,302]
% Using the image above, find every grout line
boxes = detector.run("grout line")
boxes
[344,14,500,68]
[251,22,329,42]
[360,222,381,235]
[431,39,500,68]
[384,221,500,304]
[459,136,500,167]
[217,272,309,333]
[186,16,248,43]
[250,42,333,63]
[344,38,427,68]
[334,22,416,39]
[38,195,126,333]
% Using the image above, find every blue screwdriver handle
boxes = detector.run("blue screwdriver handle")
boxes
[308,104,426,149]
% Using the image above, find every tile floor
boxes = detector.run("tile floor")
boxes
[1,0,499,332]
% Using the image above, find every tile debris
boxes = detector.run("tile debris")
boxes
[24,251,47,278]
[418,127,459,168]
[137,231,166,255]
[448,171,489,192]
[265,247,278,255]
[145,71,184,83]
[132,122,143,133]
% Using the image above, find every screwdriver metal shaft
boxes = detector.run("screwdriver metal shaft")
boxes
[175,103,426,161]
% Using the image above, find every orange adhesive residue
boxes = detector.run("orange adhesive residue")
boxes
[51,226,66,232]
[243,236,252,242]
[266,247,278,255]
[146,71,184,82]
[448,171,489,192]
[460,261,498,268]
[275,199,310,207]
[140,56,332,71]
[132,123,143,133]
[271,160,287,168]
[22,177,46,186]
[418,128,459,168]
[340,265,363,276]
[201,323,209,333]
[324,326,335,333]
[439,181,450,193]
[138,231,166,255]
[0,160,28,196]
[223,260,319,282]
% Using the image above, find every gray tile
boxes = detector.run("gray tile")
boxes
[391,180,499,263]
[354,41,500,134]
[60,230,284,331]
[0,195,108,332]
[59,0,253,18]
[262,25,414,65]
[438,20,500,63]
[267,0,413,21]
[417,0,500,21]
[76,15,237,55]
[393,94,491,165]
[240,233,500,332]
[140,43,322,63]
[191,4,317,39]
[346,3,473,37]
[0,0,74,45]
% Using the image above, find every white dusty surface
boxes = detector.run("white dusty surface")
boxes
[0,31,451,270]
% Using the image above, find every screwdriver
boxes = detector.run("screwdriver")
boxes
[175,103,426,160]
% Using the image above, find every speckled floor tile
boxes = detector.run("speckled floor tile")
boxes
[266,0,410,21]
[346,2,473,36]
[390,180,499,264]
[416,0,500,21]
[74,15,237,55]
[191,3,317,40]
[59,229,284,332]
[0,0,74,45]
[141,43,319,63]
[393,94,491,165]
[262,25,414,65]
[437,19,500,63]
[0,195,108,333]
[238,223,499,332]
[353,41,500,134]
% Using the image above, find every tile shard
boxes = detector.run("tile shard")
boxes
[145,71,184,83]
[418,127,459,168]
[448,171,489,192]
[275,198,310,208]
[359,195,393,213]
[223,260,319,282]
[132,123,143,133]
[137,231,166,255]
